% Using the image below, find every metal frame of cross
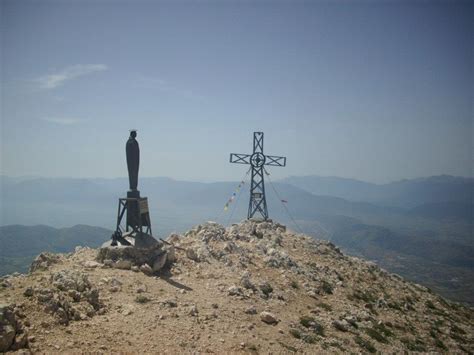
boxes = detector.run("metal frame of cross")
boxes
[229,132,286,220]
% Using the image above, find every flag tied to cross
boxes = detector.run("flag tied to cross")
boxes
[223,180,245,211]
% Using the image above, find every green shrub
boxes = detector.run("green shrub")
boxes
[450,332,466,343]
[302,334,318,344]
[451,324,466,335]
[374,323,394,338]
[259,282,273,296]
[135,295,150,304]
[299,316,325,336]
[435,339,447,350]
[289,328,302,339]
[300,316,315,328]
[351,289,376,303]
[366,328,388,344]
[312,322,325,336]
[316,302,332,311]
[321,280,333,294]
[401,337,426,352]
[355,336,376,353]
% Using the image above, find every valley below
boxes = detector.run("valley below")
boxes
[1,174,472,306]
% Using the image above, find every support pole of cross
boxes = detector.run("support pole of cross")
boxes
[229,132,287,220]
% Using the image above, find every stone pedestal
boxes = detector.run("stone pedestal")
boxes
[97,242,172,274]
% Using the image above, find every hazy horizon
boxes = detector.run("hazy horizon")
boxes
[1,172,472,186]
[2,0,472,184]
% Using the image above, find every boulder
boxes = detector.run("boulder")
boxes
[83,260,102,269]
[0,304,28,352]
[152,253,167,273]
[164,245,176,264]
[23,287,34,297]
[30,252,61,273]
[260,311,278,324]
[259,281,273,296]
[228,286,244,297]
[103,259,114,268]
[245,306,257,315]
[10,332,28,351]
[167,233,181,243]
[240,272,256,290]
[51,270,91,292]
[333,319,349,332]
[0,323,16,352]
[97,242,173,271]
[114,260,132,270]
[140,264,153,276]
[186,248,199,262]
[188,305,198,316]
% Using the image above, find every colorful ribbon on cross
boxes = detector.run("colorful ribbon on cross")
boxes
[223,180,245,211]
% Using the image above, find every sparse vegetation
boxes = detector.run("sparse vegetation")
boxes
[400,337,426,352]
[259,282,273,296]
[2,218,473,354]
[299,316,324,336]
[438,296,450,308]
[387,301,402,311]
[328,340,345,351]
[374,323,394,338]
[248,343,258,352]
[451,324,466,335]
[289,328,302,339]
[316,302,332,311]
[450,331,467,344]
[302,334,318,344]
[365,327,388,344]
[300,316,315,328]
[278,342,297,352]
[435,338,447,350]
[135,295,150,304]
[321,280,333,294]
[355,335,376,353]
[350,289,377,303]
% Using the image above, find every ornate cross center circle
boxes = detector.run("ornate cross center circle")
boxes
[251,152,266,167]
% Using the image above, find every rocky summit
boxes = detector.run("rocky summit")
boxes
[0,220,473,353]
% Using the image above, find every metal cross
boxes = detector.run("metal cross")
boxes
[230,132,286,220]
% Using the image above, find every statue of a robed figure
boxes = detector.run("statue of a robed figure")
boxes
[110,130,158,247]
[126,130,140,196]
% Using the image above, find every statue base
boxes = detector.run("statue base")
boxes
[111,194,156,247]
[127,190,141,198]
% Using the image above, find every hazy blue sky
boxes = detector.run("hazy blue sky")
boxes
[1,0,472,183]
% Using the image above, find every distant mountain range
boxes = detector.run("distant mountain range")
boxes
[282,174,474,208]
[0,174,472,304]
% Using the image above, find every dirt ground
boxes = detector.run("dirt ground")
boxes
[1,220,473,353]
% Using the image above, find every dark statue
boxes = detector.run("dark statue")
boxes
[110,129,156,247]
[126,130,140,196]
[111,129,158,248]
